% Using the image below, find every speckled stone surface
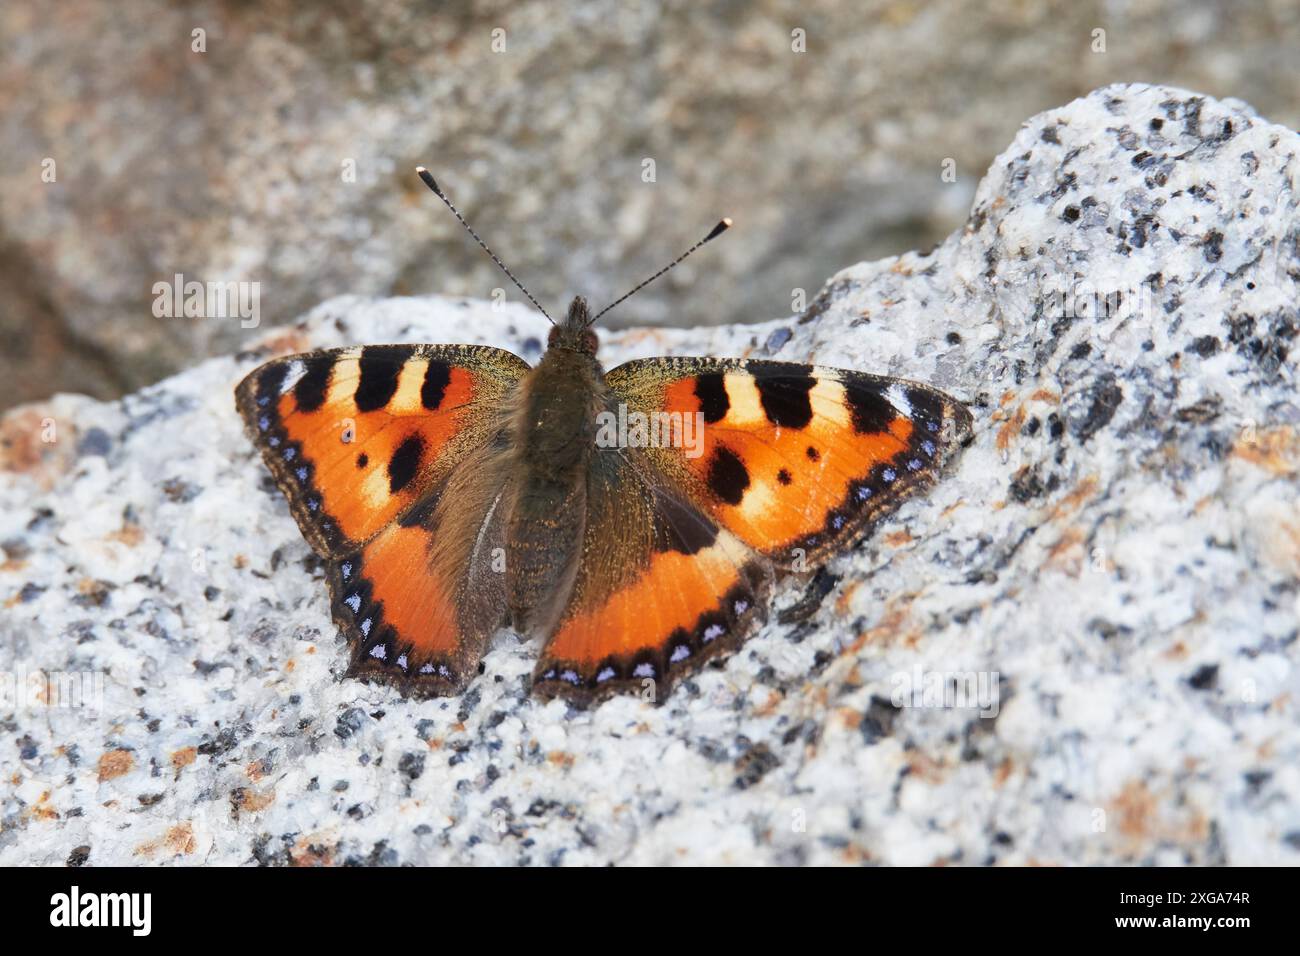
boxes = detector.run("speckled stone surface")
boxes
[2,84,1298,865]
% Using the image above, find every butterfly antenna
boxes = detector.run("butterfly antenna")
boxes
[590,217,732,325]
[416,167,554,324]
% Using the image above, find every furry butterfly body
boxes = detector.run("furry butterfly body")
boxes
[236,296,973,705]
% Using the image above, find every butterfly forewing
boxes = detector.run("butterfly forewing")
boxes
[235,343,528,555]
[602,358,973,570]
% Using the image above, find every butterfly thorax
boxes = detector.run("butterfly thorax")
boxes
[516,297,606,476]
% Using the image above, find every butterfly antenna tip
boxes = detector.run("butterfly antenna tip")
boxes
[415,166,554,324]
[590,217,734,325]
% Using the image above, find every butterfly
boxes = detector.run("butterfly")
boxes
[235,168,973,706]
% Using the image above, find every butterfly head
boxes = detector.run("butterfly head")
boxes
[547,296,600,355]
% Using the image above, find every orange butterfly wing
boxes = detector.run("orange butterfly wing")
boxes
[235,343,527,555]
[534,359,972,703]
[236,344,526,692]
[604,359,973,567]
[533,448,772,702]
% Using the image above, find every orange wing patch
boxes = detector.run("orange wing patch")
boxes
[327,510,492,694]
[634,362,972,566]
[527,446,767,703]
[236,344,525,556]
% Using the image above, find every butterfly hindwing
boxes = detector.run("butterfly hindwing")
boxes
[330,442,516,694]
[235,343,528,557]
[533,446,773,703]
[603,358,974,569]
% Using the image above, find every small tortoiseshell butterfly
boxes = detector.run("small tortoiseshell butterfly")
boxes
[236,168,973,705]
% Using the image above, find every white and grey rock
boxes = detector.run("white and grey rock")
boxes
[1,84,1297,866]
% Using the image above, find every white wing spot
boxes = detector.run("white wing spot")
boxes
[887,383,913,418]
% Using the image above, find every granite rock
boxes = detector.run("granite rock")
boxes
[1,84,1298,866]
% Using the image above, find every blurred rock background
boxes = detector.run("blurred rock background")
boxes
[2,0,1298,409]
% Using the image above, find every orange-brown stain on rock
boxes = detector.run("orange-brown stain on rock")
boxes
[834,579,861,616]
[1113,779,1157,839]
[291,837,336,867]
[107,521,144,546]
[883,528,914,548]
[257,328,314,358]
[1231,425,1298,476]
[135,822,197,858]
[0,407,76,487]
[171,747,196,771]
[905,751,946,784]
[231,786,276,813]
[754,689,784,717]
[30,791,59,821]
[165,822,196,854]
[836,707,863,730]
[996,403,1027,452]
[993,757,1015,788]
[1051,475,1100,521]
[845,602,913,655]
[1046,526,1087,571]
[97,748,134,782]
